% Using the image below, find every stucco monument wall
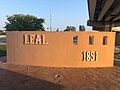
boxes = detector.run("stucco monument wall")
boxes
[6,31,115,67]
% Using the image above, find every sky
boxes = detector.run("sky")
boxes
[0,0,92,31]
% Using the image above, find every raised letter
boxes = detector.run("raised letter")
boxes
[82,51,86,61]
[24,35,29,44]
[35,35,41,44]
[42,35,48,44]
[86,51,91,61]
[30,35,35,44]
[95,52,98,61]
[91,51,95,61]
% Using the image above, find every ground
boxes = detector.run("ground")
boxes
[0,44,120,90]
[0,60,120,90]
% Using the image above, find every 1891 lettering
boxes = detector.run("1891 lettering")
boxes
[82,51,98,61]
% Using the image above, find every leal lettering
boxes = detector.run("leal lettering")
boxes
[23,34,48,45]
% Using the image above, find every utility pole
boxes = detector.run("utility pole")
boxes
[50,11,52,31]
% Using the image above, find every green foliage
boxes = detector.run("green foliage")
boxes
[114,53,120,59]
[64,26,76,31]
[0,45,6,57]
[0,30,6,35]
[79,25,85,31]
[5,14,45,31]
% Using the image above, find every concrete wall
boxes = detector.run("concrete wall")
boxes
[6,31,115,67]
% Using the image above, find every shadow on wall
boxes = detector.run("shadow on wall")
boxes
[0,67,64,90]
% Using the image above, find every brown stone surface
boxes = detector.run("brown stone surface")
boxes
[0,60,120,90]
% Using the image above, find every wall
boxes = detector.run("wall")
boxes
[6,31,115,67]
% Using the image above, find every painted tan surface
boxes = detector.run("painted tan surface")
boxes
[6,31,115,67]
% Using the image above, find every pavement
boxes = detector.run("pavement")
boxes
[0,58,120,90]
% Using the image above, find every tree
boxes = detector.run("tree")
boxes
[4,14,45,31]
[64,26,76,31]
[56,28,59,32]
[79,25,85,31]
[0,30,6,35]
